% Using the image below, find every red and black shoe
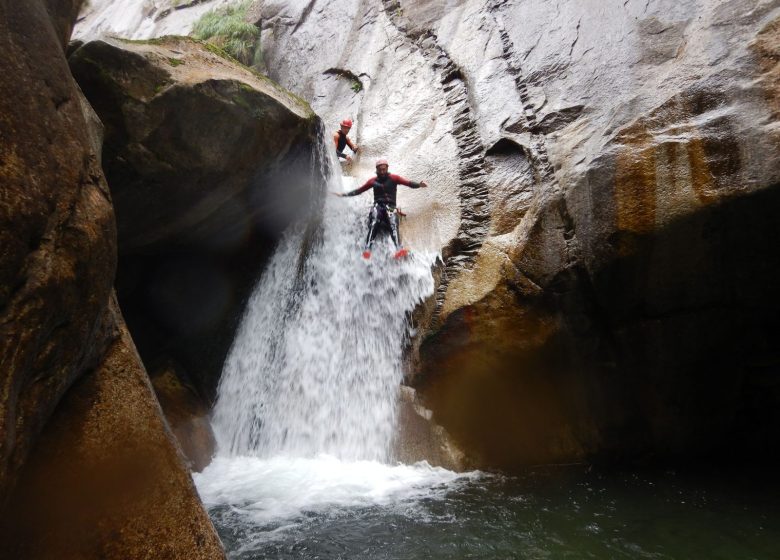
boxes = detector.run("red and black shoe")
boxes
[393,248,409,260]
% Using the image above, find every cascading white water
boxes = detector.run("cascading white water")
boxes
[195,135,476,540]
[211,138,435,462]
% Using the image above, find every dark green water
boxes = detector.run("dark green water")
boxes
[205,466,780,559]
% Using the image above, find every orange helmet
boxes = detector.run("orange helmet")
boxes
[375,157,389,167]
[340,119,353,128]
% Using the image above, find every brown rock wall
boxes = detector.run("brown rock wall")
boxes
[2,302,225,559]
[1,3,224,556]
[0,0,115,503]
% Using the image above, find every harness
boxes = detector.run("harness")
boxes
[371,174,399,205]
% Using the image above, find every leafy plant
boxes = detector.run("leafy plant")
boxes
[351,80,363,93]
[191,0,260,67]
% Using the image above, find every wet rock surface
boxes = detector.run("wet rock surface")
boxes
[0,0,115,504]
[69,36,319,403]
[246,0,780,468]
[75,0,780,469]
[393,386,465,470]
[2,300,225,559]
[152,364,217,472]
[1,1,224,556]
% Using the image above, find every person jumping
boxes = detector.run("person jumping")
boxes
[333,119,359,162]
[337,158,428,259]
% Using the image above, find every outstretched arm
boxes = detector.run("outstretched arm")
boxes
[390,174,428,189]
[341,177,374,197]
[346,137,360,153]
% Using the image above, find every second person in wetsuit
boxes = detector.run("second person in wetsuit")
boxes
[333,119,359,162]
[338,158,428,259]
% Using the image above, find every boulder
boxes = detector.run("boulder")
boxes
[0,0,115,504]
[2,300,225,559]
[152,364,217,472]
[0,1,224,556]
[69,36,320,403]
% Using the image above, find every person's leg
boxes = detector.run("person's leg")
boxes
[388,208,409,258]
[388,210,401,249]
[363,205,379,257]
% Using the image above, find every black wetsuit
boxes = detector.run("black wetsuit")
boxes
[343,173,421,249]
[336,131,355,160]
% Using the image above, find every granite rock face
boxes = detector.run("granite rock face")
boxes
[69,36,319,403]
[75,0,780,469]
[73,0,235,40]
[240,0,780,468]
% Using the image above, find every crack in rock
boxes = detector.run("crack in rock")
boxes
[380,0,491,326]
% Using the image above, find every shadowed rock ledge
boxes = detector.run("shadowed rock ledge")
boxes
[68,36,321,413]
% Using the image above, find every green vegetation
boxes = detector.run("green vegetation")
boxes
[351,80,363,93]
[167,57,185,67]
[191,0,260,67]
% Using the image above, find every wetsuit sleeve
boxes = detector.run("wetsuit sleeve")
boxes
[390,174,421,188]
[343,178,374,197]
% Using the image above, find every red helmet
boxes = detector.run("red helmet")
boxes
[375,158,389,167]
[340,119,353,128]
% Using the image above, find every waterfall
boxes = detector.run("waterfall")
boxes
[194,133,472,541]
[211,133,436,462]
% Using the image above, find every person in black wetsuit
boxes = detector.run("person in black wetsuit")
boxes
[333,119,359,162]
[337,158,428,259]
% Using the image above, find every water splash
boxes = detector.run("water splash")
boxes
[196,455,477,526]
[212,138,436,462]
[196,133,479,550]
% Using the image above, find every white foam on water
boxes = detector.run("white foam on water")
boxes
[195,455,479,526]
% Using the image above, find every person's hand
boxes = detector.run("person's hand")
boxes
[353,145,360,153]
[330,191,344,197]
[345,155,353,163]
[420,181,428,188]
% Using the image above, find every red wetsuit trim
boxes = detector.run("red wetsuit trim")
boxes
[344,174,417,199]
[389,174,413,186]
